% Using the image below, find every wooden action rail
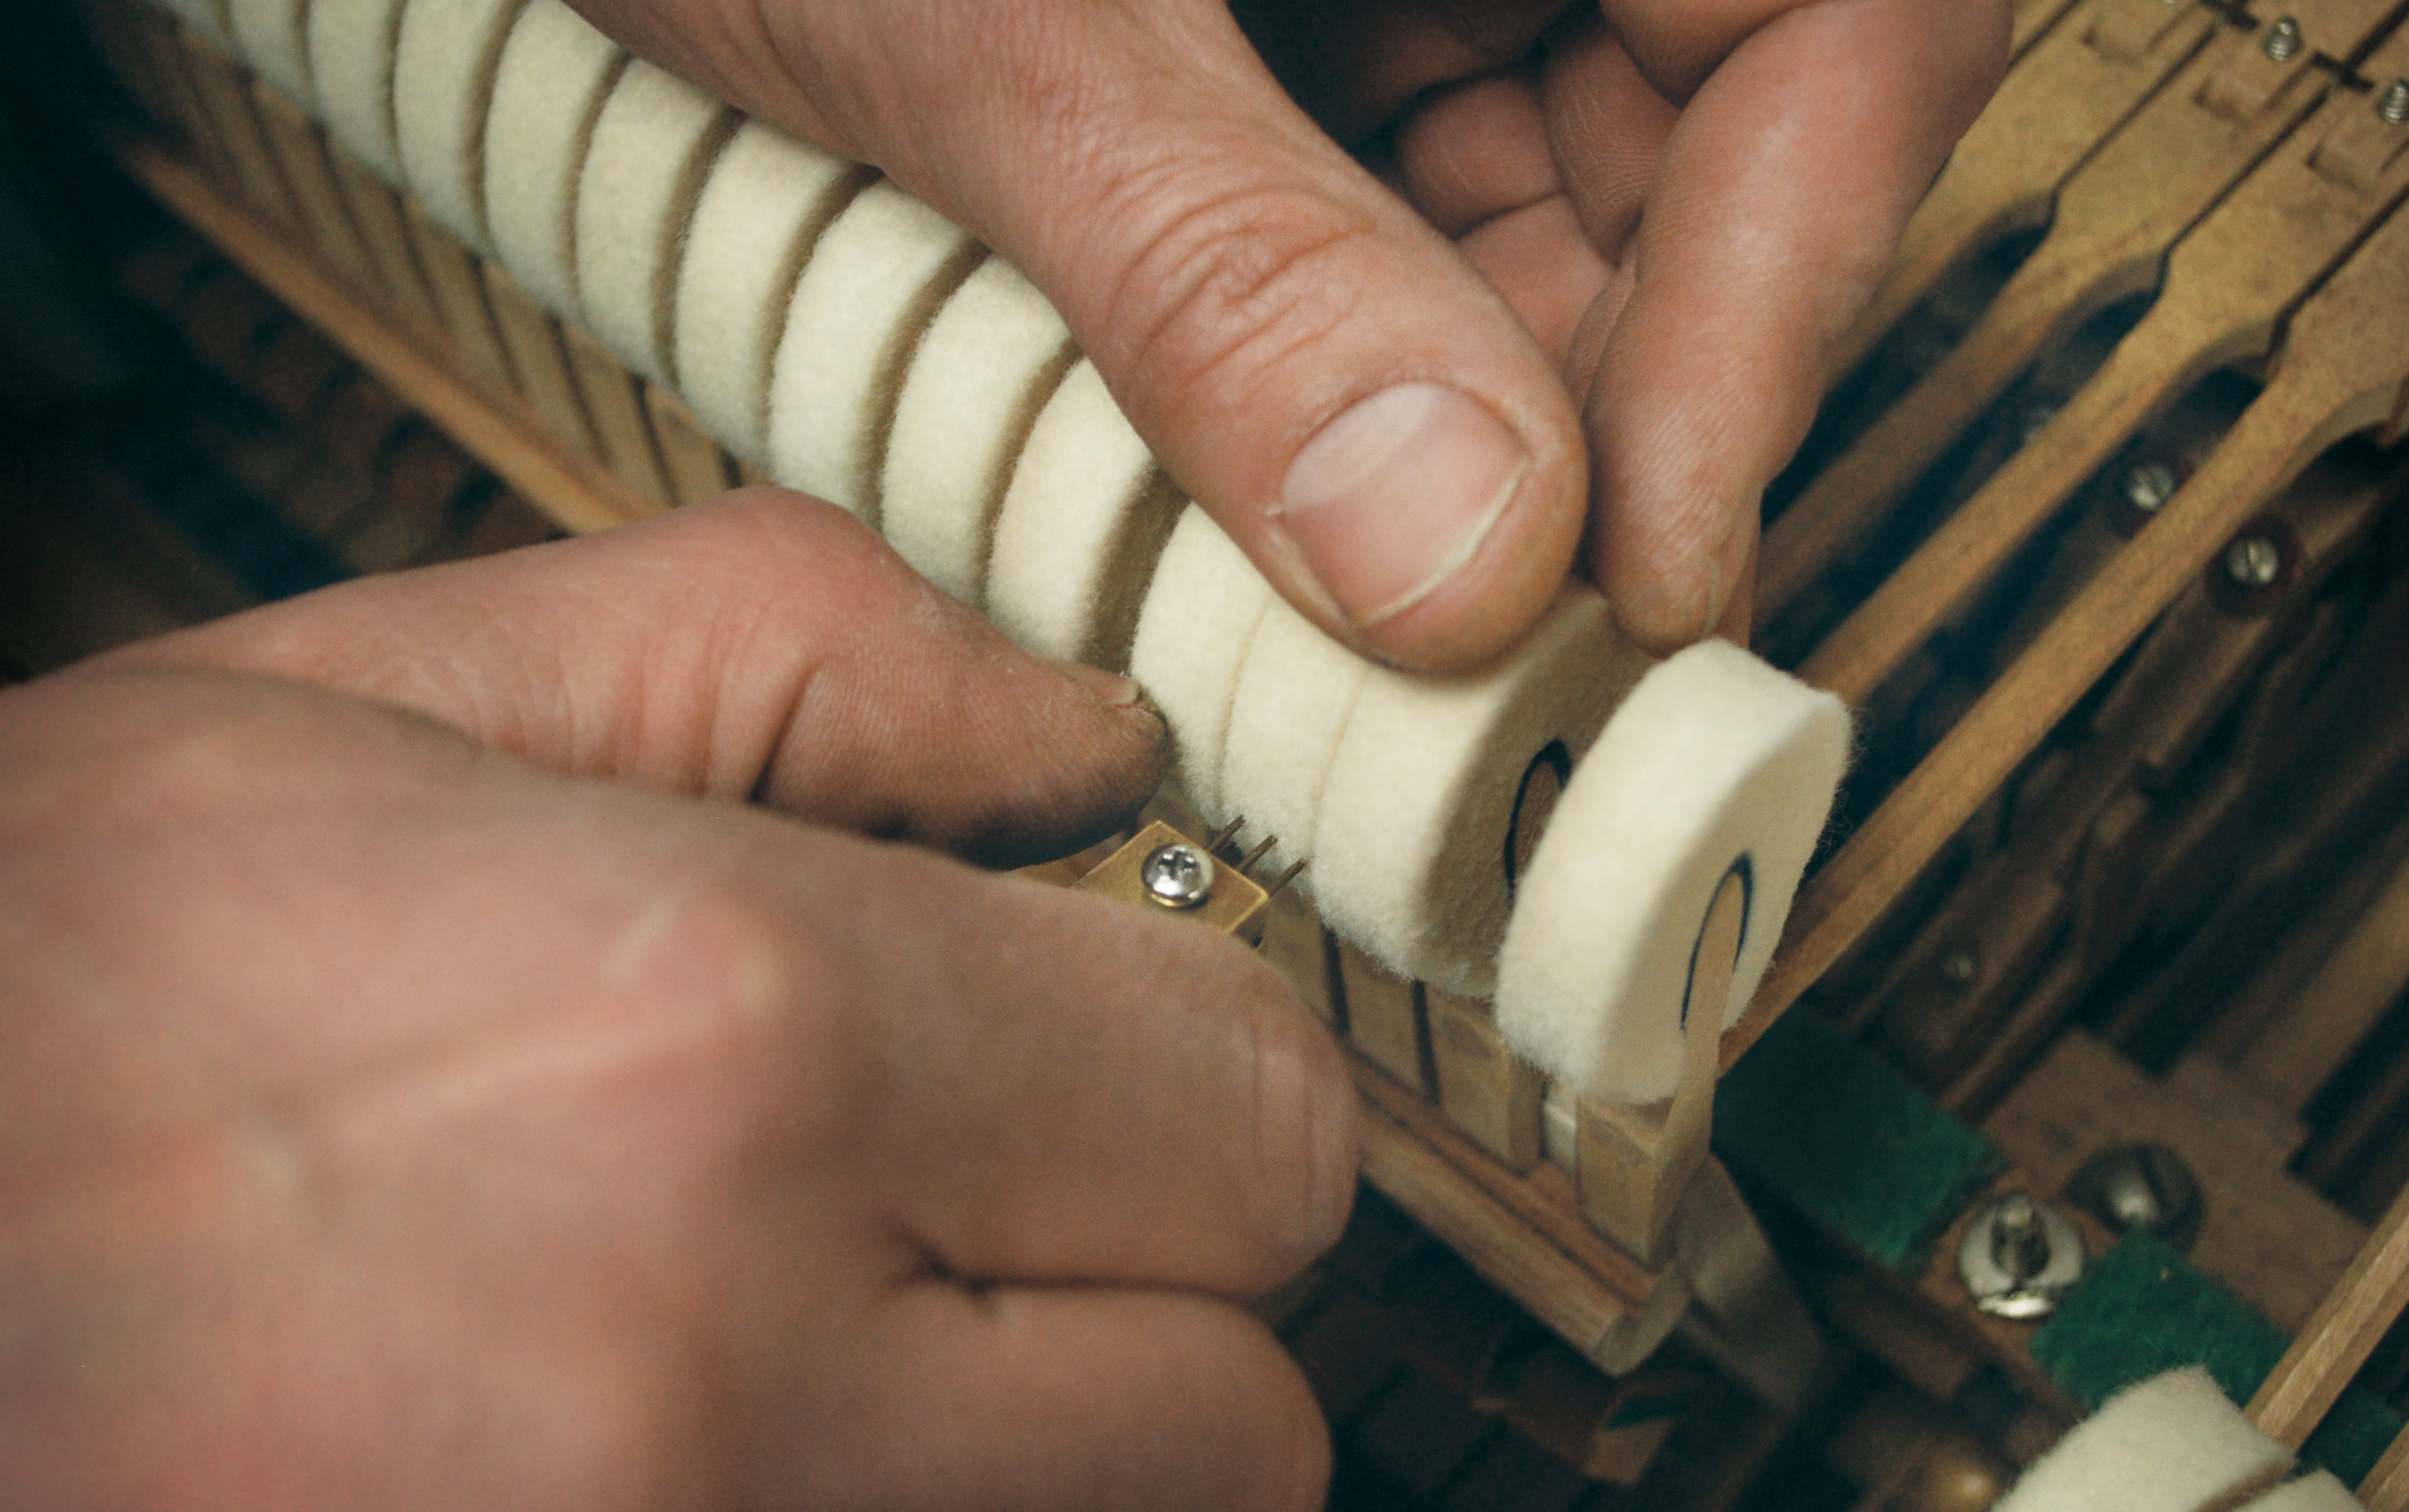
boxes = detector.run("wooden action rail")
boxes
[1760,0,2409,624]
[100,9,1747,1376]
[117,135,657,536]
[1824,0,2226,383]
[1801,23,2409,706]
[1730,138,2409,1073]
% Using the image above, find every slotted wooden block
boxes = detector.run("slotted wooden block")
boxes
[251,82,377,290]
[175,25,299,230]
[562,320,673,508]
[1578,870,1746,1269]
[644,384,735,507]
[1343,942,1433,1097]
[323,140,439,324]
[1428,989,1546,1173]
[482,260,600,463]
[403,195,516,394]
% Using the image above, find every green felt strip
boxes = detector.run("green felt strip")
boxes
[1716,1007,2005,1275]
[2032,1232,2400,1486]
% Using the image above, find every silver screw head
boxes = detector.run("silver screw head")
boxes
[2018,400,2059,445]
[1141,842,1215,909]
[2065,1143,2203,1251]
[2379,79,2409,126]
[2263,16,2303,61]
[2226,534,2284,589]
[1937,946,1981,988]
[1958,1193,2086,1320]
[2121,459,2178,514]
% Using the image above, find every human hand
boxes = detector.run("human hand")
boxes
[0,493,1355,1509]
[570,0,2005,667]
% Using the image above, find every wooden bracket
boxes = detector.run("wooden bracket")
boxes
[1578,870,1747,1270]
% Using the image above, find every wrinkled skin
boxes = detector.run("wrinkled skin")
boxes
[569,0,2008,665]
[1,494,1357,1510]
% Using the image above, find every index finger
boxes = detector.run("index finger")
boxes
[1579,0,2008,650]
[766,830,1359,1298]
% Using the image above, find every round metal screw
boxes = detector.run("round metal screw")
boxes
[2065,1143,2203,1252]
[1958,1192,2086,1320]
[2121,458,2178,514]
[2263,16,2304,61]
[2018,401,2059,445]
[2226,534,2284,589]
[2379,79,2409,126]
[1140,842,1215,910]
[1937,947,1981,988]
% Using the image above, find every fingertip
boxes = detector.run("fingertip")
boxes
[1246,980,1361,1270]
[1602,491,1759,657]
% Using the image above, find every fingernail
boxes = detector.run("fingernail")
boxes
[1062,661,1150,711]
[1278,384,1529,629]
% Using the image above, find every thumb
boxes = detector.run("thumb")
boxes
[97,490,1168,867]
[771,2,1588,671]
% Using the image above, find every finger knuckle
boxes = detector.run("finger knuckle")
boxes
[1096,174,1380,409]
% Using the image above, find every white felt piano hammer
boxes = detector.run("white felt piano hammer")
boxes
[1313,586,1651,998]
[482,0,624,318]
[675,121,862,468]
[766,180,980,522]
[881,256,1076,604]
[1496,639,1848,1103]
[1993,1369,2294,1512]
[575,58,734,386]
[393,0,527,254]
[1128,506,1276,823]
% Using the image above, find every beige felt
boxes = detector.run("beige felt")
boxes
[226,0,309,104]
[574,58,735,385]
[1496,639,1849,1102]
[1216,594,1371,880]
[672,120,860,468]
[481,0,622,320]
[880,256,1075,602]
[984,358,1180,666]
[309,0,412,180]
[1994,1369,2293,1512]
[1127,506,1276,823]
[764,180,980,522]
[2237,1475,2364,1512]
[1315,587,1651,997]
[393,0,526,253]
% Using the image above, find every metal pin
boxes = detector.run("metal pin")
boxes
[2262,15,2303,62]
[2121,458,2178,514]
[1991,1192,2049,1280]
[2226,534,2284,589]
[1204,818,1246,855]
[1263,859,1308,902]
[1236,835,1278,876]
[1140,842,1215,910]
[2380,79,2409,126]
